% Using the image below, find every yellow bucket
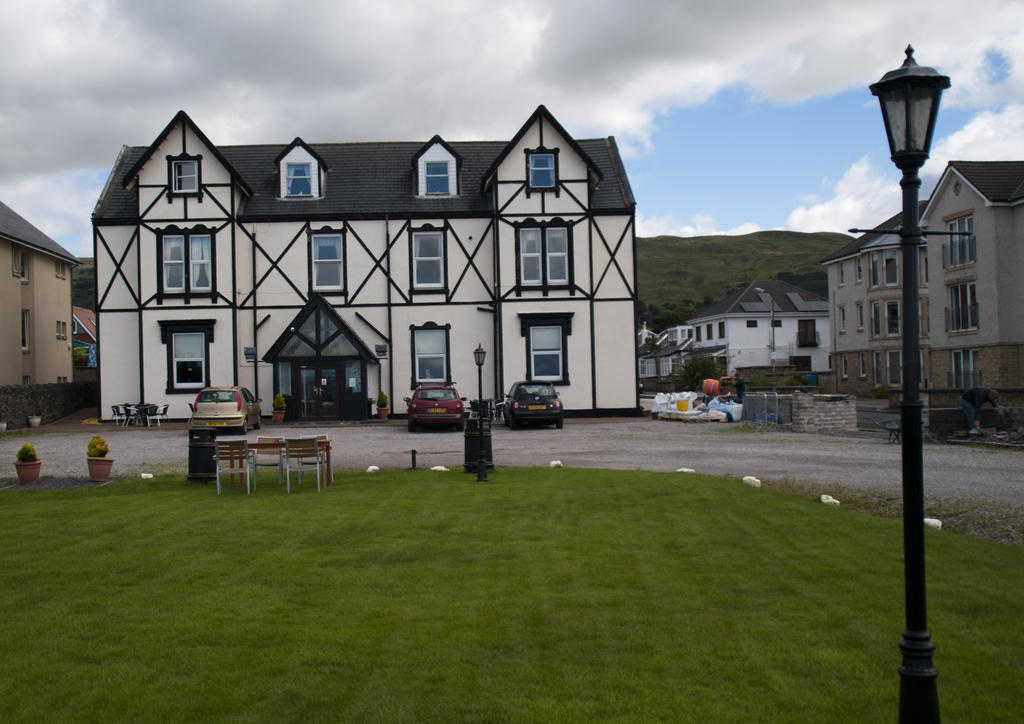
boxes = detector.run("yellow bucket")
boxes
[676,400,689,411]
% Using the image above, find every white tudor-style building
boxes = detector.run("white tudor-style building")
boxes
[686,280,831,376]
[91,106,639,422]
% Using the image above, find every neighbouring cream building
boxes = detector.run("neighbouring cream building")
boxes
[823,161,1024,395]
[1,200,78,386]
[91,106,639,421]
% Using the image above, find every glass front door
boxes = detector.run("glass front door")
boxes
[298,365,339,420]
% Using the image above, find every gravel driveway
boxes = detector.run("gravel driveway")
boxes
[2,418,1020,511]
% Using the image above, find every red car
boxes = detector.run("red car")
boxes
[405,385,466,432]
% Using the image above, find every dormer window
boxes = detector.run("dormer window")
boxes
[287,163,312,196]
[277,139,325,200]
[425,162,450,195]
[414,136,459,197]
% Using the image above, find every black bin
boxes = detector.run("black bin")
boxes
[463,416,493,473]
[188,427,217,482]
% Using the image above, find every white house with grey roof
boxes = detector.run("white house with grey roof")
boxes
[91,106,639,422]
[686,280,831,377]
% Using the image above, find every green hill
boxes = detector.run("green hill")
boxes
[637,230,850,327]
[71,257,95,310]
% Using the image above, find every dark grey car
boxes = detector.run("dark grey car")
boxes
[503,381,564,429]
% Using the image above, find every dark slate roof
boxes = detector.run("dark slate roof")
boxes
[0,199,78,264]
[949,161,1024,202]
[688,280,827,323]
[94,116,635,224]
[819,208,904,263]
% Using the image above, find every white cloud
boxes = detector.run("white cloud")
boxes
[786,157,899,234]
[924,104,1024,177]
[0,170,107,258]
[637,212,761,238]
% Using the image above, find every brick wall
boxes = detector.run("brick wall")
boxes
[790,392,858,433]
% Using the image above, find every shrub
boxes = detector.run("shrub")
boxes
[87,435,109,458]
[273,393,287,411]
[376,391,389,408]
[672,355,724,392]
[872,385,889,400]
[16,444,38,463]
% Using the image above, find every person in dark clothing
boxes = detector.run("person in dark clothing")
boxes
[734,372,746,403]
[961,386,999,434]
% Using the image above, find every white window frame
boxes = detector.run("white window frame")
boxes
[873,351,883,386]
[412,231,444,289]
[286,163,312,197]
[855,257,863,283]
[528,152,555,188]
[947,216,975,267]
[189,235,212,291]
[839,305,846,332]
[414,328,447,383]
[172,159,198,193]
[883,249,899,286]
[519,228,543,285]
[856,302,864,331]
[424,161,450,195]
[172,332,206,390]
[163,235,186,292]
[947,282,977,332]
[312,234,344,291]
[887,350,902,386]
[162,233,212,293]
[529,325,563,381]
[858,351,866,378]
[841,353,849,379]
[870,302,881,338]
[639,358,656,378]
[885,300,900,337]
[658,357,672,377]
[545,227,568,284]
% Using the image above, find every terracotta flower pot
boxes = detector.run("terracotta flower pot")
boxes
[14,459,42,485]
[87,456,115,483]
[377,407,389,420]
[272,409,286,423]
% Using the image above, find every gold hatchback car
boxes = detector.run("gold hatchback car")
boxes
[190,386,263,434]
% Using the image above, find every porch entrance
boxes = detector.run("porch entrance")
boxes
[297,359,365,421]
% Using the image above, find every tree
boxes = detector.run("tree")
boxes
[672,355,723,392]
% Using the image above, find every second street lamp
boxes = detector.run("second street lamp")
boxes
[869,45,950,724]
[473,344,487,482]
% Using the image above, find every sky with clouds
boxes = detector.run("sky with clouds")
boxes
[1,0,1022,258]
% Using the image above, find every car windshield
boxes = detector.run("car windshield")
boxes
[516,384,554,397]
[199,390,237,403]
[416,388,457,402]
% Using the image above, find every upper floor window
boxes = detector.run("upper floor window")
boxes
[517,224,571,289]
[171,158,199,194]
[718,321,725,338]
[21,309,29,350]
[945,216,975,267]
[159,229,214,297]
[424,161,450,195]
[838,262,845,285]
[311,233,344,291]
[287,163,312,196]
[526,149,558,190]
[55,260,67,279]
[855,257,863,283]
[411,323,450,385]
[12,245,28,280]
[886,300,901,336]
[412,230,445,290]
[947,282,978,332]
[883,249,899,286]
[856,302,864,330]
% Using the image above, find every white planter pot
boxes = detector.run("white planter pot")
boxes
[27,415,41,428]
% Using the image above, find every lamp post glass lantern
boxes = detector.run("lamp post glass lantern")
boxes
[870,45,949,724]
[474,344,487,481]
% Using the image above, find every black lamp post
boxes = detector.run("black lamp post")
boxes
[870,45,949,724]
[473,344,487,482]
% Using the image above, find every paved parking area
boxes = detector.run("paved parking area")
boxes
[2,413,1021,510]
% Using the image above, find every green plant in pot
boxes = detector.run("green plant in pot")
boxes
[376,390,389,419]
[272,393,287,423]
[86,434,114,483]
[14,444,42,485]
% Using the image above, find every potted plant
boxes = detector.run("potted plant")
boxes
[87,434,114,482]
[0,419,7,433]
[272,393,287,423]
[14,444,42,485]
[376,390,390,420]
[27,414,41,428]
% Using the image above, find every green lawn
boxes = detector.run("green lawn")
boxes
[1,468,1021,722]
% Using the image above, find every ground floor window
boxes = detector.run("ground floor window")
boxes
[950,348,981,388]
[873,351,883,386]
[411,322,450,386]
[158,319,214,393]
[887,350,902,386]
[518,313,573,384]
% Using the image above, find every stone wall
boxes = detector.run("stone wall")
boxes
[0,382,96,430]
[928,406,1024,438]
[790,392,858,433]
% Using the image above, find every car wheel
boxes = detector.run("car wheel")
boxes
[504,413,510,428]
[408,419,417,432]
[240,418,248,435]
[254,415,261,430]
[555,417,563,429]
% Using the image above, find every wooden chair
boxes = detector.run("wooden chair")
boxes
[254,437,285,485]
[215,440,253,495]
[283,438,323,493]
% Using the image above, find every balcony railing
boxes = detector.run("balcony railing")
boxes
[945,303,978,333]
[948,369,982,388]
